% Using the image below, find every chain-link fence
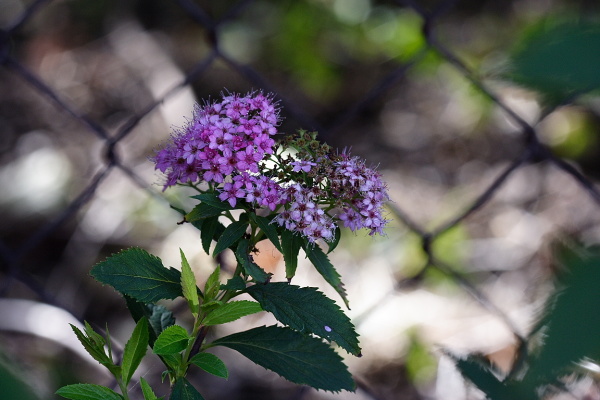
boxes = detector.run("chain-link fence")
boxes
[2,1,600,399]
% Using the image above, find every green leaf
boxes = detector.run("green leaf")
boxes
[70,324,111,366]
[91,248,182,303]
[121,317,149,385]
[185,203,222,223]
[203,300,263,326]
[247,283,361,355]
[200,216,225,254]
[170,204,187,217]
[200,300,224,315]
[191,192,234,211]
[153,325,190,356]
[180,249,200,316]
[220,276,246,291]
[327,226,341,254]
[125,296,175,347]
[250,213,282,251]
[281,230,303,279]
[189,353,229,378]
[161,354,181,372]
[170,378,204,400]
[56,384,123,400]
[508,22,600,104]
[212,325,355,392]
[172,205,204,232]
[203,265,221,301]
[83,321,106,349]
[235,239,270,283]
[140,377,159,400]
[213,221,249,257]
[302,242,349,308]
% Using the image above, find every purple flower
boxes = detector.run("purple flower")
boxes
[260,189,282,211]
[182,139,205,163]
[219,181,245,207]
[152,91,281,189]
[291,160,317,173]
[235,147,262,173]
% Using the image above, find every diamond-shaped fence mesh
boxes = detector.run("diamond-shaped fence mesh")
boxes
[1,1,600,399]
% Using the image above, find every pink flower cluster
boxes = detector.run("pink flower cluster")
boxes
[273,154,388,240]
[219,172,286,211]
[154,92,279,189]
[275,184,337,242]
[154,91,389,242]
[332,155,389,236]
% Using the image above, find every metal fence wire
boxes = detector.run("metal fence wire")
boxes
[1,0,600,399]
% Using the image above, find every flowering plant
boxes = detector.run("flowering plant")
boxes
[56,92,389,400]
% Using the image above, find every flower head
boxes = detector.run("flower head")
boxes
[153,94,389,243]
[153,91,280,190]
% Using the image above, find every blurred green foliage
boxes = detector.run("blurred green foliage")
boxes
[550,111,598,159]
[507,20,600,105]
[236,1,430,100]
[451,242,600,399]
[432,225,469,269]
[405,330,437,386]
[0,351,40,400]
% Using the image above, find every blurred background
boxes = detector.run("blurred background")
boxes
[1,0,600,399]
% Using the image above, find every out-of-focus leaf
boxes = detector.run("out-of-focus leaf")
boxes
[270,1,341,98]
[522,246,600,388]
[447,352,508,400]
[405,333,437,385]
[0,354,40,400]
[211,325,355,392]
[247,283,360,355]
[508,22,600,103]
[91,248,182,303]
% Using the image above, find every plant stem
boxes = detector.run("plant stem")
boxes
[116,377,130,400]
[177,317,205,378]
